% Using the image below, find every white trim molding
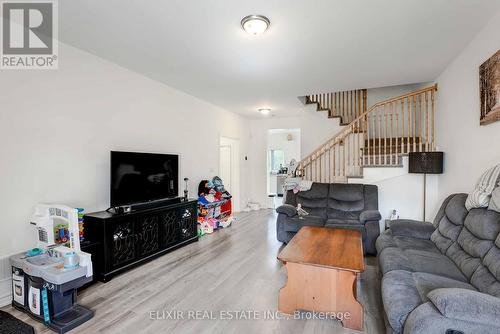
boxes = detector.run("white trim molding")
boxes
[0,255,12,307]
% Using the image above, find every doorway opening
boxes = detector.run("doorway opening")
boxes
[267,129,301,199]
[219,136,240,212]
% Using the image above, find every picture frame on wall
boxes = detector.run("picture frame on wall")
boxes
[480,49,500,126]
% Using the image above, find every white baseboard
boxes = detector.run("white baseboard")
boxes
[0,256,12,307]
[0,278,11,307]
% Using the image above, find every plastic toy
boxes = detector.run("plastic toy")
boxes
[184,177,189,199]
[197,176,234,237]
[10,204,94,333]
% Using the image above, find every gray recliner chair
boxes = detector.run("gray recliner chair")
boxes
[376,193,500,334]
[276,182,381,255]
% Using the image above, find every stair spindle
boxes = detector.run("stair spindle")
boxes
[419,94,423,152]
[425,91,429,151]
[395,101,400,156]
[431,89,436,150]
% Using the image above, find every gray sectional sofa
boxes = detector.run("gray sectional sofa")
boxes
[376,193,500,333]
[276,182,381,254]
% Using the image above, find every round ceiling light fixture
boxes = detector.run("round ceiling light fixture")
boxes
[258,108,271,115]
[241,15,270,36]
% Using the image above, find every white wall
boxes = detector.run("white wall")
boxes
[267,129,301,167]
[366,82,432,107]
[0,42,250,258]
[349,157,439,229]
[436,10,500,201]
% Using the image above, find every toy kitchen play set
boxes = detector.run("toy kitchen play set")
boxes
[9,204,94,333]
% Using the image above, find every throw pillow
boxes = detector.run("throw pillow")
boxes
[488,186,500,213]
[465,164,500,210]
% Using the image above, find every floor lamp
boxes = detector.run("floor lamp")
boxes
[409,152,444,222]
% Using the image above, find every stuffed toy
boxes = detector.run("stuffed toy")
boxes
[297,204,309,217]
[212,176,225,192]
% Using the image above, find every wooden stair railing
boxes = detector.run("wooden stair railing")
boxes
[306,89,367,125]
[297,84,438,183]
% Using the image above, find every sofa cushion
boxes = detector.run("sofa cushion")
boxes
[296,182,329,199]
[379,248,467,282]
[446,208,500,281]
[376,230,440,254]
[376,230,398,253]
[430,194,468,253]
[295,183,329,218]
[282,215,325,233]
[431,216,463,253]
[432,194,454,226]
[325,218,359,226]
[284,189,297,206]
[382,270,475,334]
[470,265,500,298]
[363,184,379,211]
[468,223,500,298]
[391,220,435,239]
[477,233,500,298]
[444,193,470,226]
[428,288,500,327]
[326,209,362,221]
[359,210,381,224]
[275,204,297,217]
[327,183,364,220]
[395,236,439,253]
[329,183,364,201]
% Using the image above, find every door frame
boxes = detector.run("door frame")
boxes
[219,136,240,212]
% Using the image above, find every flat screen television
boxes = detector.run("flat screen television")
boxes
[110,151,179,207]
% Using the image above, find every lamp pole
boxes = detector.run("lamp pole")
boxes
[409,151,444,223]
[423,173,426,223]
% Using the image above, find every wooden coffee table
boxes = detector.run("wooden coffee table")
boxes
[277,226,365,330]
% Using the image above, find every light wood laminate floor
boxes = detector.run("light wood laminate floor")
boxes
[2,209,385,334]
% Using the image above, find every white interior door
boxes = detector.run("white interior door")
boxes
[219,137,240,212]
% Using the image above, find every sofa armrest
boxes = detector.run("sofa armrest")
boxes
[390,219,435,239]
[276,204,297,217]
[427,288,500,328]
[359,210,381,224]
[404,302,500,334]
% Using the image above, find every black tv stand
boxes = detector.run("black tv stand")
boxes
[112,197,184,214]
[84,198,198,282]
[132,196,182,210]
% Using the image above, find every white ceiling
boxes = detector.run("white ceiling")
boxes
[59,0,500,118]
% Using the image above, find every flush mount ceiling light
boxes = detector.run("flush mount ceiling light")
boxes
[258,108,271,115]
[241,15,270,36]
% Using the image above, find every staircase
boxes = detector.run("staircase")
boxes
[306,89,368,125]
[298,84,438,183]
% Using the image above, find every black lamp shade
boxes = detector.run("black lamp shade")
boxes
[409,152,444,174]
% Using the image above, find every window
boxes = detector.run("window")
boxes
[269,149,285,172]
